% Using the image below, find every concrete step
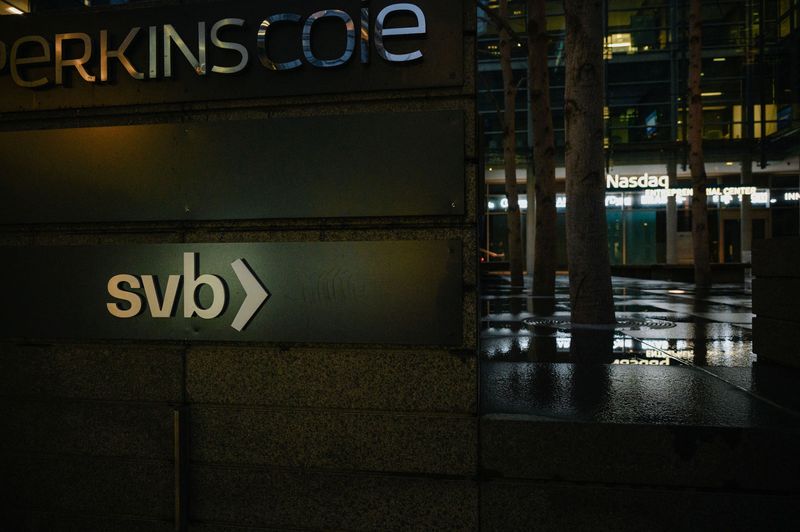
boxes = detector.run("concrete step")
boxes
[480,362,800,530]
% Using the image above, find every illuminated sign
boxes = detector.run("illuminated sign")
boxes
[786,192,800,202]
[642,187,771,207]
[0,4,425,88]
[0,0,463,111]
[488,187,776,213]
[487,194,630,212]
[606,173,669,190]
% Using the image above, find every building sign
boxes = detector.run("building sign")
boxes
[487,187,775,213]
[0,241,463,345]
[606,173,669,191]
[0,0,463,112]
[646,186,760,198]
[641,187,771,206]
[106,252,270,333]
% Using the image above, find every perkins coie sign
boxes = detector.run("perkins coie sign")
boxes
[1,3,425,86]
[0,0,464,111]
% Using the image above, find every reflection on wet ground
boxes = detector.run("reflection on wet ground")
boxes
[481,275,800,424]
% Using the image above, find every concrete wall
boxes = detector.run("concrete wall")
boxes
[0,3,478,530]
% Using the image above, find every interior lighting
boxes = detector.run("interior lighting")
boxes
[713,57,726,62]
[701,92,723,97]
[5,6,23,14]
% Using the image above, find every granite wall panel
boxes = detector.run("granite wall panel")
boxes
[190,466,479,531]
[0,0,479,529]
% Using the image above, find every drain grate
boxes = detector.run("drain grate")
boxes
[523,318,676,331]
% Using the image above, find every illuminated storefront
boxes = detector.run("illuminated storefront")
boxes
[484,172,800,266]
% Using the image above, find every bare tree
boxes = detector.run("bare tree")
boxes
[688,0,712,287]
[499,0,525,287]
[527,0,557,301]
[564,0,615,324]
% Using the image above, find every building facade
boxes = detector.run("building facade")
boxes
[479,0,800,267]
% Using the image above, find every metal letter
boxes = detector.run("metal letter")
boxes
[375,3,426,62]
[149,26,157,78]
[210,18,249,74]
[55,33,96,84]
[303,10,355,68]
[183,252,226,320]
[361,1,370,64]
[257,13,302,71]
[107,274,143,319]
[142,275,181,318]
[230,259,270,332]
[101,27,144,82]
[10,36,51,88]
[164,23,207,77]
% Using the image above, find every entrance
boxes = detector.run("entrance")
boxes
[721,211,770,263]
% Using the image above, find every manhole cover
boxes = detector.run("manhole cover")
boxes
[522,318,676,331]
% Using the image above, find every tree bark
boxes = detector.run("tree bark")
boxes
[688,0,712,288]
[564,0,615,325]
[499,0,525,287]
[528,0,557,301]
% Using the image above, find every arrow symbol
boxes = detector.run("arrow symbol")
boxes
[230,259,270,332]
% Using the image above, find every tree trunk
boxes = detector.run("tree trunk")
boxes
[499,0,525,287]
[564,0,615,325]
[688,0,712,288]
[528,0,557,301]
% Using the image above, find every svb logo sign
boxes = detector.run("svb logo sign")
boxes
[106,252,269,332]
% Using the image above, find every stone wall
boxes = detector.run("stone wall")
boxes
[753,237,800,369]
[0,2,478,529]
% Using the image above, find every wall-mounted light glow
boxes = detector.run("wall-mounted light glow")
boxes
[701,92,723,97]
[713,57,726,62]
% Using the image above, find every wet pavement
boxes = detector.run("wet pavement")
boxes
[481,274,800,426]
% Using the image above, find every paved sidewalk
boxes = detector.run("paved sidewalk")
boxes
[481,274,800,422]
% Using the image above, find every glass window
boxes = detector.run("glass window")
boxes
[607,211,624,265]
[1,0,29,14]
[625,210,658,264]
